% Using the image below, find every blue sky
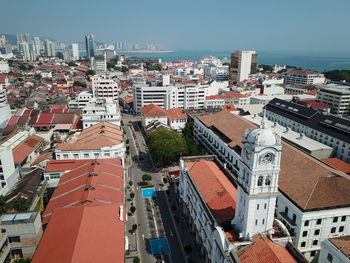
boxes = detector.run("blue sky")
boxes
[1,0,349,53]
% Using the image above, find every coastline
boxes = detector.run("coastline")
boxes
[118,50,175,53]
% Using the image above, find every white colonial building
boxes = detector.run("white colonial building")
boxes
[55,122,125,164]
[193,110,350,261]
[82,97,121,128]
[319,236,350,263]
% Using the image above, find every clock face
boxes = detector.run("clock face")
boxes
[261,153,273,165]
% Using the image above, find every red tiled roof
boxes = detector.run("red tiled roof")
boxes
[298,100,330,109]
[52,113,76,125]
[31,152,53,166]
[141,104,167,117]
[237,234,297,263]
[21,109,32,117]
[224,91,250,98]
[7,116,19,126]
[322,158,350,175]
[32,204,125,263]
[12,135,44,164]
[206,95,225,100]
[222,104,237,111]
[185,159,236,219]
[42,158,124,224]
[33,113,54,127]
[165,108,186,120]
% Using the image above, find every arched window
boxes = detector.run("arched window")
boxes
[257,176,263,186]
[265,175,271,186]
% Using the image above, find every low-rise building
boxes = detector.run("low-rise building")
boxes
[141,104,167,128]
[0,211,43,262]
[0,145,20,196]
[319,236,350,263]
[92,75,118,101]
[82,97,121,128]
[165,108,187,131]
[265,98,350,163]
[283,69,325,85]
[55,122,125,162]
[316,84,350,117]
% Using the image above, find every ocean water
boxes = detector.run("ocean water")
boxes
[119,50,350,72]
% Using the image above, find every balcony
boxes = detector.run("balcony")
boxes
[279,212,297,227]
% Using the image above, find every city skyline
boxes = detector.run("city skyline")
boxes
[1,0,350,54]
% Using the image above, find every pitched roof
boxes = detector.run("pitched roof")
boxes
[33,113,54,127]
[266,98,350,144]
[322,158,350,175]
[237,234,297,263]
[197,111,350,211]
[141,104,167,117]
[52,113,76,124]
[329,235,350,258]
[45,159,94,173]
[31,152,53,166]
[165,108,187,120]
[57,122,123,151]
[185,159,236,219]
[32,204,125,263]
[42,158,123,224]
[12,135,44,164]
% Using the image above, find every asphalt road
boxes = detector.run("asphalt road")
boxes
[123,112,186,263]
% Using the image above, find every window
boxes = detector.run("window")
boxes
[312,240,318,246]
[293,214,296,223]
[316,219,322,225]
[9,236,20,243]
[302,231,307,237]
[339,226,344,232]
[264,203,267,209]
[311,251,316,257]
[333,217,338,223]
[304,220,309,226]
[327,253,333,262]
[255,220,258,225]
[84,153,89,158]
[262,219,265,225]
[285,207,289,215]
[257,204,259,210]
[331,227,336,233]
[314,229,320,236]
[257,176,263,186]
[301,242,306,247]
[265,175,271,186]
[342,216,346,222]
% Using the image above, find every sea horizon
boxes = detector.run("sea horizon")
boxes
[118,49,350,72]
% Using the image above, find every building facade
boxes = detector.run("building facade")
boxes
[92,75,119,101]
[283,69,325,85]
[229,51,257,84]
[316,84,350,117]
[85,34,95,58]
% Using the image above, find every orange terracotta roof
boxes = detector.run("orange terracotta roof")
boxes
[206,95,225,100]
[57,122,123,151]
[198,111,350,211]
[12,135,44,164]
[237,234,297,263]
[222,104,237,111]
[32,204,125,263]
[42,158,123,224]
[185,159,236,219]
[31,152,53,166]
[141,104,167,117]
[322,158,350,175]
[165,108,186,120]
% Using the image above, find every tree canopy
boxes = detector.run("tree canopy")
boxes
[145,63,162,71]
[147,129,187,166]
[147,126,204,167]
[324,70,350,83]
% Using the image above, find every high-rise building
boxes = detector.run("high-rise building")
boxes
[33,37,41,56]
[71,43,79,60]
[44,39,55,57]
[16,34,24,45]
[18,42,36,61]
[92,75,119,100]
[85,34,96,58]
[229,51,257,84]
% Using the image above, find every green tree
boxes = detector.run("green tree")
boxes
[85,69,96,76]
[130,192,135,199]
[132,224,137,231]
[19,64,27,71]
[68,61,77,67]
[133,257,140,263]
[12,197,30,212]
[73,81,86,88]
[147,128,187,166]
[128,180,133,186]
[13,259,31,263]
[130,206,136,213]
[142,173,152,182]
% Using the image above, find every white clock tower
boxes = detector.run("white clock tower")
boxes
[232,116,282,240]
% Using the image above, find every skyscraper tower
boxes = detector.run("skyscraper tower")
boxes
[233,113,282,240]
[229,51,257,84]
[85,34,96,58]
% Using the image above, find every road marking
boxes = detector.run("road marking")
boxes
[142,234,145,240]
